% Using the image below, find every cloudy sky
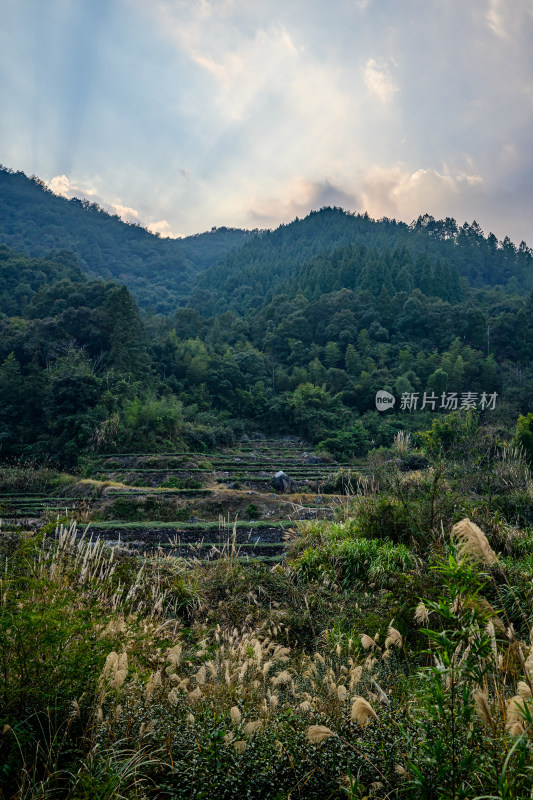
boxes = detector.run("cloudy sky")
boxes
[1,0,533,243]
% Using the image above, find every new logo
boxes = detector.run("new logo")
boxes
[375,390,396,411]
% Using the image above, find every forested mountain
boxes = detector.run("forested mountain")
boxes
[190,207,533,315]
[1,166,533,465]
[0,166,252,312]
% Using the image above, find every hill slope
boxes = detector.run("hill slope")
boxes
[0,166,252,312]
[189,208,533,315]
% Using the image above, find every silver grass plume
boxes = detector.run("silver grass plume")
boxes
[451,518,498,565]
[306,725,336,744]
[351,696,378,725]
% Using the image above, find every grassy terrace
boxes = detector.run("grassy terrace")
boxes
[94,466,357,475]
[89,519,294,530]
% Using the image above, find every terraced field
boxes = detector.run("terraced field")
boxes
[1,439,364,561]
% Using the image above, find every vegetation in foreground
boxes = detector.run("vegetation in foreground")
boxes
[2,423,533,799]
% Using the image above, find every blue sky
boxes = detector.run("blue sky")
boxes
[2,0,533,243]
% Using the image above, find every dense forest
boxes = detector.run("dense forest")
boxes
[1,167,533,464]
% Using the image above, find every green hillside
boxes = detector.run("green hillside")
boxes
[0,166,252,312]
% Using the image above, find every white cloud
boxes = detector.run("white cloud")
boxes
[47,173,97,200]
[361,164,484,222]
[48,174,145,226]
[147,219,182,238]
[363,58,398,103]
[111,203,139,222]
[486,0,533,39]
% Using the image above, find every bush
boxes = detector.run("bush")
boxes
[354,495,422,544]
[292,534,418,588]
[317,422,370,460]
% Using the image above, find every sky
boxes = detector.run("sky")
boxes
[1,0,533,243]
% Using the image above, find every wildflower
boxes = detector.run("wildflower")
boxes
[205,660,218,678]
[364,655,377,671]
[525,644,533,678]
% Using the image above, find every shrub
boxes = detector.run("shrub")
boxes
[354,495,422,544]
[245,502,259,519]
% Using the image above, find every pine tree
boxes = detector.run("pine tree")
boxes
[105,285,150,378]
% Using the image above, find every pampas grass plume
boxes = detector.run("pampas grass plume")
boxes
[306,725,336,744]
[451,518,498,565]
[414,603,429,626]
[230,706,242,725]
[196,665,206,685]
[337,684,348,702]
[517,681,532,699]
[385,626,402,649]
[506,695,530,733]
[361,634,376,650]
[351,696,378,725]
[187,687,202,704]
[244,719,263,735]
[473,689,493,727]
[349,666,363,690]
[167,688,179,706]
[395,764,409,778]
